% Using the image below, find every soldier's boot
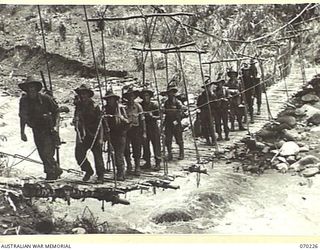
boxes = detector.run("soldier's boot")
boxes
[230,122,235,132]
[97,174,104,184]
[225,131,230,141]
[217,133,223,141]
[178,144,184,160]
[134,159,141,176]
[126,160,133,175]
[238,119,246,131]
[205,136,211,145]
[141,160,151,169]
[167,146,173,161]
[154,159,161,171]
[257,104,261,115]
[250,113,254,124]
[116,168,125,181]
[82,168,94,182]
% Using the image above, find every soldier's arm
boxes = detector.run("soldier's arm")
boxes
[138,103,147,137]
[19,97,28,141]
[151,102,160,119]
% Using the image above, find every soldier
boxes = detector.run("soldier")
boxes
[241,63,255,123]
[122,86,147,175]
[163,82,185,160]
[73,84,105,183]
[103,90,130,181]
[18,76,63,180]
[249,59,262,115]
[226,69,245,131]
[59,22,66,41]
[196,77,216,145]
[139,86,161,170]
[213,79,230,141]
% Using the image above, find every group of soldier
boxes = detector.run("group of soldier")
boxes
[17,58,261,183]
[197,58,262,145]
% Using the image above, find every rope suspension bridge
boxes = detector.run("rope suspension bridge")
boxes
[0,5,318,208]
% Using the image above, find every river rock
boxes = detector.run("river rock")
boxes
[277,156,288,163]
[71,227,86,234]
[274,140,286,149]
[307,113,320,125]
[294,108,306,117]
[279,141,300,156]
[301,168,320,177]
[256,128,275,139]
[152,209,193,224]
[310,126,320,132]
[299,145,310,152]
[282,129,302,141]
[301,93,320,103]
[286,155,297,164]
[298,104,320,119]
[276,163,289,173]
[289,155,320,171]
[276,116,297,128]
[262,146,270,153]
[256,142,265,150]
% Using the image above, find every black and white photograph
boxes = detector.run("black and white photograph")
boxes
[0,3,319,238]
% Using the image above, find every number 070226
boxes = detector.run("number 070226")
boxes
[299,244,318,248]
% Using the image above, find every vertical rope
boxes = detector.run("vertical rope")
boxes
[37,5,52,91]
[99,19,108,88]
[83,5,103,104]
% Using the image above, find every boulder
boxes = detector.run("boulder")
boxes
[276,163,289,173]
[307,113,320,125]
[310,126,320,132]
[256,142,265,150]
[301,168,320,178]
[298,104,320,119]
[299,145,310,153]
[152,209,193,224]
[277,156,288,163]
[282,129,302,141]
[294,108,306,117]
[301,93,320,103]
[71,227,86,234]
[290,155,320,171]
[274,140,286,149]
[262,146,271,153]
[286,155,296,164]
[276,116,297,129]
[279,141,300,156]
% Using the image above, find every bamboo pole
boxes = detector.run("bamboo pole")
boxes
[132,41,196,52]
[85,12,194,22]
[202,57,249,64]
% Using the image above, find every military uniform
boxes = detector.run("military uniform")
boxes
[103,90,129,181]
[249,60,262,115]
[123,86,146,175]
[140,88,161,170]
[241,63,255,123]
[226,70,245,131]
[19,76,62,180]
[73,84,105,182]
[163,83,185,160]
[196,80,216,145]
[213,80,230,141]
